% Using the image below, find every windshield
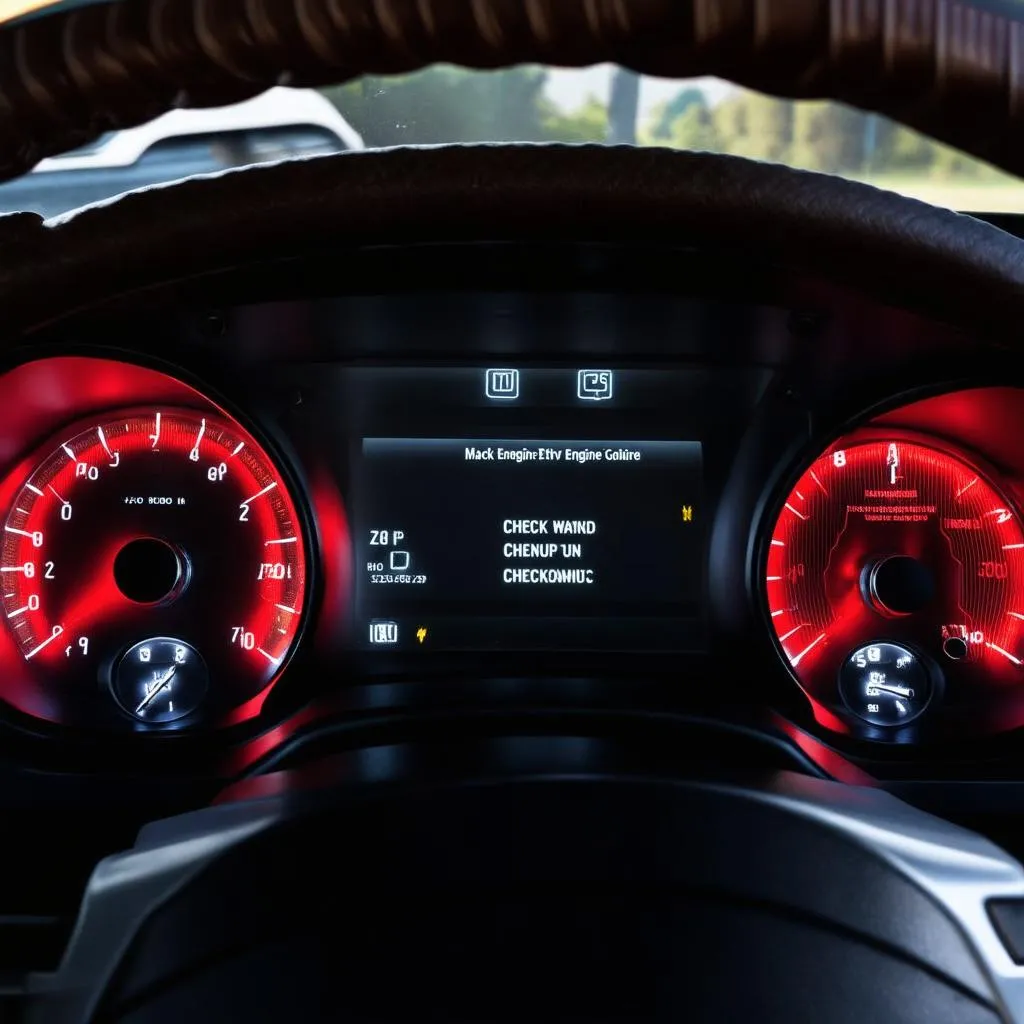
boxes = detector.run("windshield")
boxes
[3,64,1022,218]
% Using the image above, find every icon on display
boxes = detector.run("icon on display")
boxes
[577,369,614,401]
[369,620,399,645]
[485,369,519,400]
[389,550,411,571]
[416,627,428,644]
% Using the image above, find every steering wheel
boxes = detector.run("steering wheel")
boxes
[12,2,1024,1022]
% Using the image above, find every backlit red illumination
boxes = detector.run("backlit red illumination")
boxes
[769,713,877,786]
[0,404,308,726]
[767,436,1024,725]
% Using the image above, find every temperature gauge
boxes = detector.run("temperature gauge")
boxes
[839,642,934,727]
[112,636,208,724]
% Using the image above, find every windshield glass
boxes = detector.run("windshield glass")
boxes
[3,64,1022,218]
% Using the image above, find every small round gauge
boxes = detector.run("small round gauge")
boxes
[765,435,1024,732]
[0,407,309,728]
[112,637,208,724]
[838,642,932,726]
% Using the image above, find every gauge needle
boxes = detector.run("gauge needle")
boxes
[887,443,899,485]
[135,665,177,715]
[866,682,913,699]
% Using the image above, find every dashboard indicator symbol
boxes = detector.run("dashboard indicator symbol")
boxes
[416,627,427,644]
[370,620,399,645]
[485,369,519,400]
[681,506,693,522]
[389,550,411,571]
[577,369,614,402]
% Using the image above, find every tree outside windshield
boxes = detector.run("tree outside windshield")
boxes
[326,66,1022,213]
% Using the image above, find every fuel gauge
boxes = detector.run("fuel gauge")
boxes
[839,642,934,727]
[112,637,208,724]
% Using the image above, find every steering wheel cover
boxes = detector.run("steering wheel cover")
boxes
[4,145,1023,341]
[0,1,1023,183]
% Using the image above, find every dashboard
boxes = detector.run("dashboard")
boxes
[2,221,1024,953]
[3,235,1024,811]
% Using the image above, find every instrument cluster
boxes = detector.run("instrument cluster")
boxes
[6,340,1024,767]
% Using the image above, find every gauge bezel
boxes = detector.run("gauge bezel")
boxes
[836,638,942,734]
[111,636,210,725]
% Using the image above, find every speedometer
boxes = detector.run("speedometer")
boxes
[765,435,1024,734]
[0,407,308,729]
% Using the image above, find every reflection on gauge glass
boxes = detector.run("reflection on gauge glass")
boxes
[838,642,932,726]
[0,406,309,728]
[765,436,1024,728]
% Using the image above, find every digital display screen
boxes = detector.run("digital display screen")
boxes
[355,436,703,651]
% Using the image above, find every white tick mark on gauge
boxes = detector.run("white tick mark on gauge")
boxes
[810,470,828,496]
[232,442,245,457]
[189,418,206,462]
[265,537,297,547]
[275,604,296,614]
[150,412,161,450]
[771,609,785,618]
[766,575,782,581]
[1009,612,1024,620]
[26,484,43,496]
[61,444,77,462]
[25,625,64,660]
[784,503,807,520]
[5,527,34,539]
[779,624,808,642]
[771,540,785,547]
[1004,544,1024,550]
[97,426,113,460]
[14,508,28,515]
[791,632,826,667]
[48,485,67,505]
[256,647,280,665]
[241,482,277,507]
[956,477,979,499]
[986,641,1023,666]
[7,605,29,618]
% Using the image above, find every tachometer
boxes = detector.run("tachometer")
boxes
[0,407,308,729]
[765,436,1024,733]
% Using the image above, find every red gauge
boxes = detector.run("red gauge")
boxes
[766,436,1024,732]
[0,407,308,728]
